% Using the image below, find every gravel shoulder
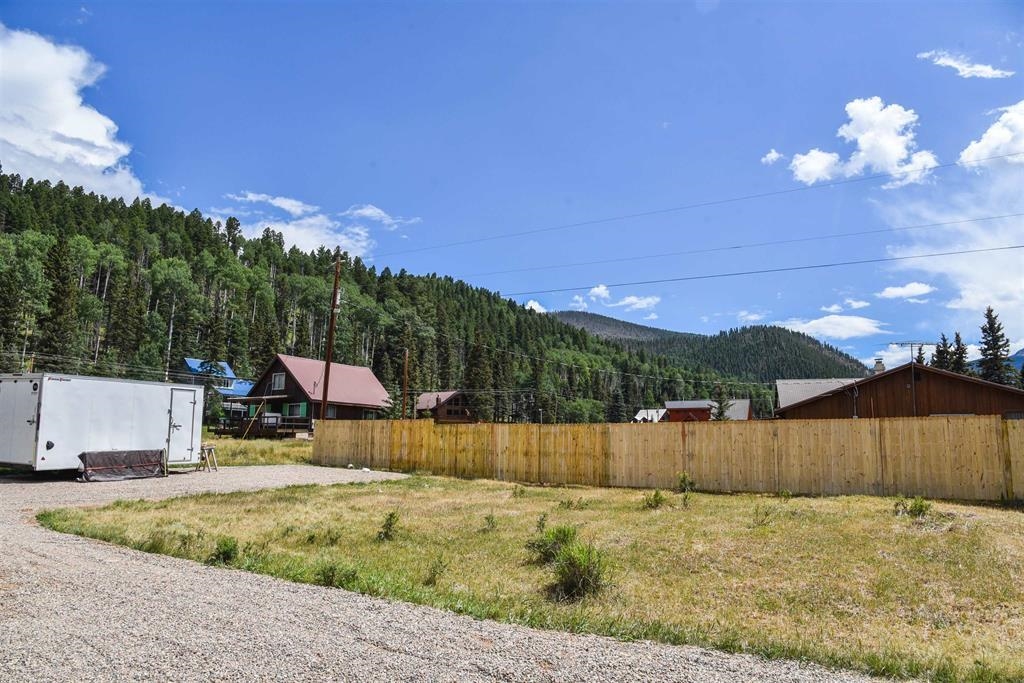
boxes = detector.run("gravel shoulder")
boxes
[1,465,881,682]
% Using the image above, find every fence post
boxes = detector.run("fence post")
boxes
[1001,418,1014,501]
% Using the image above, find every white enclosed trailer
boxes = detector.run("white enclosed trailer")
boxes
[0,373,203,472]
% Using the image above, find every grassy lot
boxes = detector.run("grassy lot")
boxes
[195,436,312,467]
[38,477,1024,682]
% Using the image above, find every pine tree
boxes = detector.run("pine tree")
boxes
[606,388,626,423]
[710,383,734,421]
[35,237,80,372]
[465,331,494,422]
[914,345,926,365]
[951,332,969,374]
[978,306,1012,384]
[930,333,952,370]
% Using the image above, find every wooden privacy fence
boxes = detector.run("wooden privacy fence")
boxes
[313,415,1024,501]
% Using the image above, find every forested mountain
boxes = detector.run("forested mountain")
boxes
[552,311,869,382]
[0,171,779,420]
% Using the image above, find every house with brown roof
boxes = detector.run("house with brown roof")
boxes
[664,399,752,421]
[220,354,390,436]
[415,390,475,423]
[774,362,1024,419]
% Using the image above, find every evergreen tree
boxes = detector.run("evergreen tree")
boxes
[606,388,626,423]
[465,331,494,422]
[35,237,80,371]
[951,332,969,374]
[978,306,1012,384]
[710,383,734,421]
[930,333,952,370]
[914,345,926,365]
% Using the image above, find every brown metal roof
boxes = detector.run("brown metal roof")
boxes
[275,354,390,409]
[415,390,460,412]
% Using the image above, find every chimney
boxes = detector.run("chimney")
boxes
[872,358,885,375]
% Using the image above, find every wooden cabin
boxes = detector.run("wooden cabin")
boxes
[219,354,389,437]
[415,390,475,423]
[664,399,752,421]
[774,362,1024,419]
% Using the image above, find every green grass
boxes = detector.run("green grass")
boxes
[199,436,312,466]
[37,477,1024,682]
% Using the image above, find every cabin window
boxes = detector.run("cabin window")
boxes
[326,405,338,418]
[271,372,285,391]
[286,403,304,417]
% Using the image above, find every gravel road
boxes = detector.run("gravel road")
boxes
[1,465,880,682]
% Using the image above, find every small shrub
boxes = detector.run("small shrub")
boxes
[526,524,578,564]
[676,471,696,494]
[557,497,591,510]
[207,536,239,565]
[314,560,359,588]
[482,512,498,533]
[376,509,400,542]
[535,512,548,533]
[777,489,792,501]
[511,484,526,499]
[751,503,773,528]
[641,489,668,510]
[551,541,608,600]
[424,555,449,586]
[894,495,932,518]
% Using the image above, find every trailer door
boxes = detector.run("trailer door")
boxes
[167,388,198,463]
[0,378,40,467]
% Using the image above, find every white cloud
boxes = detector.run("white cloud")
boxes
[820,303,843,314]
[607,295,661,312]
[643,313,659,321]
[905,298,930,304]
[760,148,784,165]
[588,284,611,301]
[959,100,1024,167]
[737,310,765,323]
[875,282,936,299]
[568,295,588,311]
[775,314,888,340]
[917,50,1015,79]
[341,204,420,231]
[224,213,375,256]
[0,23,166,203]
[525,300,547,313]
[845,298,870,309]
[789,97,938,188]
[225,191,318,217]
[789,149,842,184]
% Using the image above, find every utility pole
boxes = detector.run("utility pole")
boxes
[895,341,927,417]
[320,255,342,425]
[402,347,410,419]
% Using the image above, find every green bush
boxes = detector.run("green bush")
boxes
[376,510,400,542]
[641,489,668,510]
[676,471,696,493]
[535,512,548,533]
[751,503,773,528]
[314,559,359,588]
[551,541,608,600]
[526,524,578,565]
[511,484,526,499]
[423,555,449,586]
[894,495,932,518]
[482,512,497,533]
[207,536,239,565]
[557,497,591,510]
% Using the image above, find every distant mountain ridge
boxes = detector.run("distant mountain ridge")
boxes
[551,311,869,383]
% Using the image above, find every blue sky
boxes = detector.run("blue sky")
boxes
[2,1,1022,366]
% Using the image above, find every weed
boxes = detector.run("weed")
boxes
[482,511,498,533]
[641,489,668,510]
[550,541,608,600]
[526,524,578,565]
[751,503,773,528]
[535,512,548,533]
[207,536,239,565]
[676,471,696,494]
[777,490,792,501]
[894,495,932,518]
[424,554,449,586]
[314,559,359,588]
[376,509,400,542]
[511,484,526,499]
[557,497,591,510]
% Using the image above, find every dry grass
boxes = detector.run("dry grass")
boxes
[196,436,312,467]
[39,477,1024,682]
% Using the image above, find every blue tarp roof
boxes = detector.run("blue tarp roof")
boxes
[217,379,254,398]
[184,358,237,379]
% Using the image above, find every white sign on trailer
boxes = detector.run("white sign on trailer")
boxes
[0,373,204,471]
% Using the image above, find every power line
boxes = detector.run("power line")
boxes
[374,151,1024,259]
[507,244,1024,296]
[462,212,1024,278]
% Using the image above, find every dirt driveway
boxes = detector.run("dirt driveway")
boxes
[0,465,879,682]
